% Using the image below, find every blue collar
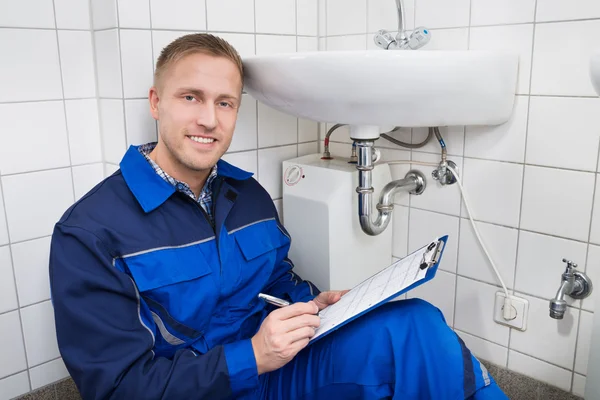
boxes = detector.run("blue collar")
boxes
[120,145,253,213]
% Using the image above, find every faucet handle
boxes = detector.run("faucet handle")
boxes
[374,30,396,50]
[562,258,578,271]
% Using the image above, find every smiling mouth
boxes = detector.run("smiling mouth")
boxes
[188,136,216,144]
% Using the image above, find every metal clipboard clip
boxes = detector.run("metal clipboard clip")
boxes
[419,240,444,270]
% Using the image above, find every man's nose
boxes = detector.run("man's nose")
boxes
[196,103,217,131]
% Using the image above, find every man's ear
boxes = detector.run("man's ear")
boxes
[149,86,160,121]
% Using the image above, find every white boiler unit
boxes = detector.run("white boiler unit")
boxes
[282,154,393,292]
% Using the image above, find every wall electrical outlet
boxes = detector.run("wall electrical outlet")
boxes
[493,292,529,331]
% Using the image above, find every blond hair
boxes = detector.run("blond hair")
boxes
[154,33,243,90]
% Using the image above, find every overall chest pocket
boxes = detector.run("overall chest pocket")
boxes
[125,242,218,346]
[233,219,290,288]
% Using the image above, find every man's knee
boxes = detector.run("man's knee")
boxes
[377,298,445,321]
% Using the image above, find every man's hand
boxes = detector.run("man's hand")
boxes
[313,290,350,311]
[251,301,320,375]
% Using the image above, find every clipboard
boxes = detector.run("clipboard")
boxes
[308,235,448,345]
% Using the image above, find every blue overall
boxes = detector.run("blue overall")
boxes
[49,145,506,399]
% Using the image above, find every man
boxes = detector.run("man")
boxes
[50,33,506,399]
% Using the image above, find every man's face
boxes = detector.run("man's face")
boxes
[149,52,242,173]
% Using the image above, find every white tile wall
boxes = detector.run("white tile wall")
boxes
[258,145,298,199]
[124,99,157,146]
[510,294,579,369]
[531,20,600,97]
[0,29,63,102]
[65,99,103,165]
[415,0,470,29]
[576,310,594,375]
[94,29,123,98]
[408,208,459,273]
[2,169,74,243]
[465,97,528,164]
[326,0,367,35]
[0,0,55,28]
[207,0,254,33]
[57,30,97,99]
[322,1,600,393]
[256,34,297,55]
[457,330,508,367]
[520,166,595,241]
[368,0,414,33]
[573,374,586,397]
[72,164,105,200]
[297,0,318,36]
[150,0,207,31]
[0,190,9,245]
[470,0,535,26]
[469,25,534,95]
[117,0,151,29]
[21,301,60,367]
[0,311,28,379]
[536,0,600,23]
[92,0,117,30]
[461,158,523,227]
[3,0,600,396]
[29,358,70,391]
[526,97,600,171]
[458,219,518,288]
[406,269,456,324]
[508,350,572,391]
[0,372,30,400]
[120,30,154,98]
[455,277,510,346]
[584,245,600,312]
[11,237,52,307]
[0,246,18,314]
[0,101,71,175]
[100,99,127,164]
[55,0,90,30]
[258,103,298,148]
[256,0,296,35]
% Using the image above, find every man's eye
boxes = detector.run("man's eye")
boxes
[184,95,195,101]
[219,102,232,108]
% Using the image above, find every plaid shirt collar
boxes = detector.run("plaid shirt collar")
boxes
[138,142,218,222]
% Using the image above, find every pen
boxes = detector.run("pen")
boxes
[258,293,290,307]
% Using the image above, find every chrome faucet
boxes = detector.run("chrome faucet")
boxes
[549,259,593,319]
[373,0,431,50]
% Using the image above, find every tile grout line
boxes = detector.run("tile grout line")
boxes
[3,93,597,106]
[3,15,600,34]
[204,0,208,32]
[508,0,538,369]
[1,163,104,179]
[88,0,107,178]
[50,0,77,207]
[114,4,128,155]
[149,0,159,144]
[253,0,260,181]
[571,137,600,391]
[0,299,54,317]
[455,327,580,378]
[451,0,473,332]
[331,140,600,175]
[0,176,32,392]
[295,0,299,156]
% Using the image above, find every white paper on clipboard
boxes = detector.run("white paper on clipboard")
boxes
[310,236,446,343]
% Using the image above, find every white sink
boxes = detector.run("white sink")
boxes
[242,50,519,128]
[591,49,600,96]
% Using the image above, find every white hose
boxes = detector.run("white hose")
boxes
[447,164,513,320]
[383,160,514,320]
